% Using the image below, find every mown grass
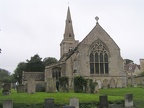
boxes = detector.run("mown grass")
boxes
[0,87,144,107]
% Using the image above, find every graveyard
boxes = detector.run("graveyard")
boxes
[0,87,144,108]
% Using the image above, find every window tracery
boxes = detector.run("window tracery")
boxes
[90,40,109,74]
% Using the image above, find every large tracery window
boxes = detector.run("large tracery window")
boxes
[90,40,109,74]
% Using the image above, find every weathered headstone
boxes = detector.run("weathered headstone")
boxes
[103,79,108,89]
[44,98,54,108]
[27,78,35,94]
[117,79,122,88]
[99,95,108,108]
[109,78,116,88]
[2,83,11,95]
[63,105,75,108]
[94,84,99,93]
[46,78,56,92]
[69,98,79,108]
[124,94,133,108]
[96,80,102,89]
[3,100,13,108]
[17,84,26,93]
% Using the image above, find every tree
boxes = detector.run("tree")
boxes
[26,54,45,72]
[13,54,57,84]
[0,68,14,83]
[0,68,10,79]
[13,62,27,84]
[43,57,58,66]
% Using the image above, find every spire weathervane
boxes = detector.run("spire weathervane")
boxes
[95,16,99,22]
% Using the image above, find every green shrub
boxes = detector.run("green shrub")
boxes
[59,76,69,92]
[74,76,87,93]
[89,79,98,94]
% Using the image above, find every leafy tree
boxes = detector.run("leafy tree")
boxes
[26,54,45,72]
[0,68,10,79]
[0,68,14,83]
[13,54,57,84]
[43,57,58,66]
[13,62,27,84]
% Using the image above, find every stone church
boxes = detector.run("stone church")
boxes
[23,7,126,90]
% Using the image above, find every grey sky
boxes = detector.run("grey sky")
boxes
[0,0,144,73]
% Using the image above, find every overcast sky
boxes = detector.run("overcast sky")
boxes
[0,0,144,73]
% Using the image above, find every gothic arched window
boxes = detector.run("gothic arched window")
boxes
[52,68,61,80]
[89,40,109,74]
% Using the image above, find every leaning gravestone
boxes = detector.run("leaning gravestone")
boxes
[3,100,13,108]
[69,98,79,108]
[27,78,35,94]
[46,78,56,92]
[124,94,133,108]
[2,83,11,95]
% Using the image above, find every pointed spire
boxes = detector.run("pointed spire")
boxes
[66,7,71,21]
[64,6,75,41]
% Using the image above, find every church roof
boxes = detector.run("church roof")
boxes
[125,63,140,72]
[80,21,120,50]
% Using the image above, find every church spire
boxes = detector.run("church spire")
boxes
[64,6,75,41]
[60,7,79,58]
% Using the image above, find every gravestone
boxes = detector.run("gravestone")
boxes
[44,98,54,108]
[99,95,108,108]
[46,78,56,92]
[103,79,108,89]
[96,80,102,89]
[69,98,79,108]
[2,83,11,95]
[94,85,99,93]
[3,100,13,108]
[27,78,35,94]
[124,94,133,107]
[17,84,26,93]
[63,105,75,108]
[109,78,116,88]
[117,79,122,88]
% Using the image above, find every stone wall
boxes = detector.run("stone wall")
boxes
[127,76,144,85]
[22,72,45,92]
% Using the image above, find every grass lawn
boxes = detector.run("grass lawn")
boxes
[0,87,144,107]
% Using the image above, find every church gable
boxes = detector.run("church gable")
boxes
[71,20,124,76]
[78,22,120,56]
